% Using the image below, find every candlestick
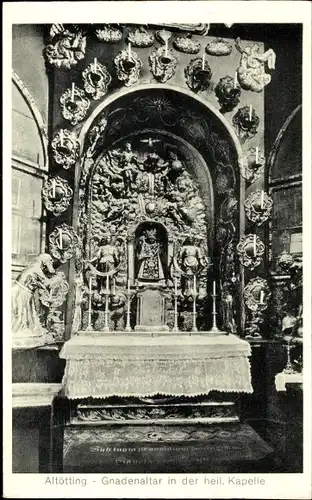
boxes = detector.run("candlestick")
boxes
[59,129,64,147]
[213,280,216,296]
[193,274,197,295]
[58,228,63,250]
[128,42,131,59]
[71,83,75,102]
[112,277,116,295]
[249,104,252,121]
[253,234,257,257]
[261,189,264,210]
[103,275,110,333]
[86,275,93,331]
[52,178,56,199]
[260,290,265,305]
[94,57,97,72]
[234,71,237,88]
[125,283,132,332]
[172,278,179,333]
[255,146,259,164]
[106,275,109,293]
[202,53,205,70]
[174,277,178,296]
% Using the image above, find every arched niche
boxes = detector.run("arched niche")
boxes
[66,85,246,337]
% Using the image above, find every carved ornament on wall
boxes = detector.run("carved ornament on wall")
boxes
[60,85,90,125]
[244,277,271,312]
[149,47,178,83]
[238,147,265,183]
[51,129,80,169]
[237,234,265,270]
[49,223,80,263]
[82,60,111,100]
[244,190,273,225]
[215,75,241,114]
[184,58,212,93]
[95,25,123,43]
[235,38,276,92]
[205,38,232,56]
[44,24,86,69]
[42,176,73,216]
[114,48,143,87]
[127,27,154,47]
[232,106,260,141]
[39,271,69,309]
[173,34,201,54]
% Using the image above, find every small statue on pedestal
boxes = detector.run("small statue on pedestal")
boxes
[89,235,120,291]
[137,228,165,282]
[12,254,56,347]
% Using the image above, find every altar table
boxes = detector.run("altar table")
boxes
[60,334,253,399]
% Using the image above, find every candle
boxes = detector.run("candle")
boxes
[128,42,131,59]
[261,190,264,210]
[260,290,265,305]
[106,275,109,293]
[59,129,64,147]
[112,277,116,295]
[255,146,259,164]
[94,57,97,72]
[165,39,168,57]
[253,234,257,257]
[249,104,252,121]
[213,280,216,296]
[234,71,237,88]
[193,275,196,294]
[71,82,75,102]
[202,53,205,70]
[174,277,178,295]
[59,228,63,250]
[52,178,56,199]
[127,278,130,294]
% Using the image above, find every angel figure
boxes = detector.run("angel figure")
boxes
[235,38,276,92]
[45,24,86,69]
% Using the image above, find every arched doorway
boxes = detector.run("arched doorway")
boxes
[67,85,245,335]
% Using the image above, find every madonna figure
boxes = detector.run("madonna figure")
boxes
[137,228,165,282]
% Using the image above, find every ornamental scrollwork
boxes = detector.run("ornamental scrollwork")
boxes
[184,58,212,93]
[235,38,276,92]
[244,190,273,225]
[44,24,86,69]
[205,38,232,56]
[236,234,265,270]
[60,85,90,126]
[173,34,201,54]
[215,76,241,114]
[42,176,73,216]
[149,47,178,83]
[238,147,265,183]
[232,106,260,142]
[95,25,123,43]
[82,60,111,100]
[49,223,80,263]
[114,48,142,87]
[51,129,80,169]
[127,26,154,47]
[244,277,271,312]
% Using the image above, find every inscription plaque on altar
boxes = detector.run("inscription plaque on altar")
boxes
[63,423,274,473]
[135,288,169,332]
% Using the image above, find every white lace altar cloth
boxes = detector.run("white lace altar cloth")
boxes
[60,334,253,399]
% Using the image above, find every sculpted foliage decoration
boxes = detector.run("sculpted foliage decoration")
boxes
[44,24,86,69]
[51,129,80,169]
[42,176,73,216]
[205,38,232,56]
[215,76,241,114]
[173,34,201,54]
[149,47,178,83]
[60,85,90,125]
[82,60,111,100]
[244,190,273,225]
[114,49,143,87]
[232,106,260,141]
[237,234,265,270]
[184,58,212,93]
[95,25,123,43]
[127,27,154,47]
[49,223,80,263]
[235,38,276,92]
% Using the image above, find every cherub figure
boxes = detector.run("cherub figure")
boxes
[235,38,276,92]
[45,24,86,69]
